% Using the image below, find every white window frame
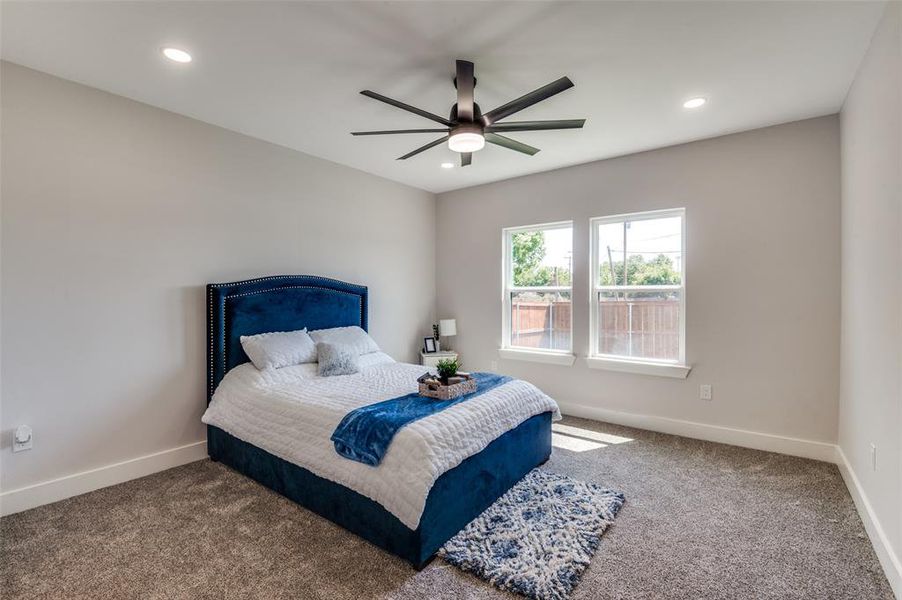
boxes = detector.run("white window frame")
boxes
[500,221,576,366]
[587,208,690,378]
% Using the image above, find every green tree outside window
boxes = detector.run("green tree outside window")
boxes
[511,231,571,287]
[599,253,681,286]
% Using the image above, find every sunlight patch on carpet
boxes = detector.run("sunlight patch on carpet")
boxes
[550,424,634,452]
[551,432,605,452]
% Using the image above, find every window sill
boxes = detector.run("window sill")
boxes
[586,356,691,379]
[498,348,576,366]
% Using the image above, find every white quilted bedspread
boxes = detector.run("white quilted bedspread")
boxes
[201,353,560,529]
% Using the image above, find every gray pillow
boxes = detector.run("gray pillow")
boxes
[317,342,360,377]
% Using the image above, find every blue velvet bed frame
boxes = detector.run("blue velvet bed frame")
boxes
[206,275,552,569]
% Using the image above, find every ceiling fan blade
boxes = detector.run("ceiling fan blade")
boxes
[397,136,449,160]
[482,77,574,125]
[351,128,449,136]
[360,90,453,126]
[485,132,540,156]
[486,119,585,133]
[461,152,472,167]
[456,60,475,123]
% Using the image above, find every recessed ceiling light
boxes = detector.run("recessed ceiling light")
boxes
[683,97,707,109]
[441,162,454,169]
[162,48,192,63]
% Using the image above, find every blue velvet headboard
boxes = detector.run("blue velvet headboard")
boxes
[207,275,368,402]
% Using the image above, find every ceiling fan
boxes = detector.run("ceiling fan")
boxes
[352,60,585,167]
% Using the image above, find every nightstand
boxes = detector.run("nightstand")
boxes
[420,350,458,368]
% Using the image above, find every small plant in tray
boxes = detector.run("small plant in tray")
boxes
[435,358,460,383]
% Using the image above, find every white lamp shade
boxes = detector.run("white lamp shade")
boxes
[439,319,457,337]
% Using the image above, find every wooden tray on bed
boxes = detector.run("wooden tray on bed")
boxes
[417,372,476,400]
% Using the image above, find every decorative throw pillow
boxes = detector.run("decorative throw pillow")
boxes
[240,328,318,371]
[309,326,380,356]
[317,342,360,377]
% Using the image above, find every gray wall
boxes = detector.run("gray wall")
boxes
[0,62,436,491]
[839,0,902,581]
[436,116,841,444]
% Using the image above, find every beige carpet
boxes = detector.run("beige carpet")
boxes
[1,416,894,599]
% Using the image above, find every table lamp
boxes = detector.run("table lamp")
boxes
[439,319,457,351]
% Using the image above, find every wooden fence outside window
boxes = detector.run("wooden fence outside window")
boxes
[511,299,680,360]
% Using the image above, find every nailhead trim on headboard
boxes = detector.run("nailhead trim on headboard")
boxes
[208,274,357,289]
[208,285,215,400]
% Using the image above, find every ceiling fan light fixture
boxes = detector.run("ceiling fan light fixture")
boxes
[448,124,485,153]
[448,132,484,153]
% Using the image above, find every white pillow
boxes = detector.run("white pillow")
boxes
[309,326,380,357]
[240,328,318,370]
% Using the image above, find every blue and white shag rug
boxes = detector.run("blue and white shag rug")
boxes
[439,469,625,600]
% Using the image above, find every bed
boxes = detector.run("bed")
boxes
[204,275,557,568]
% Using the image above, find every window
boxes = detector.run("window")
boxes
[589,209,688,375]
[502,221,574,363]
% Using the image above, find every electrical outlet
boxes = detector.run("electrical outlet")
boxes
[490,360,498,371]
[699,384,712,401]
[13,425,33,452]
[870,443,877,471]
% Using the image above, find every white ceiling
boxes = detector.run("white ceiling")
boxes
[0,1,885,193]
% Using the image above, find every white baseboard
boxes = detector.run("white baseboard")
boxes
[0,440,208,517]
[835,446,902,599]
[556,400,837,462]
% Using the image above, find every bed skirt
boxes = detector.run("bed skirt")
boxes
[207,411,552,568]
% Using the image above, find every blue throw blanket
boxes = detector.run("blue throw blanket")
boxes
[331,372,513,466]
